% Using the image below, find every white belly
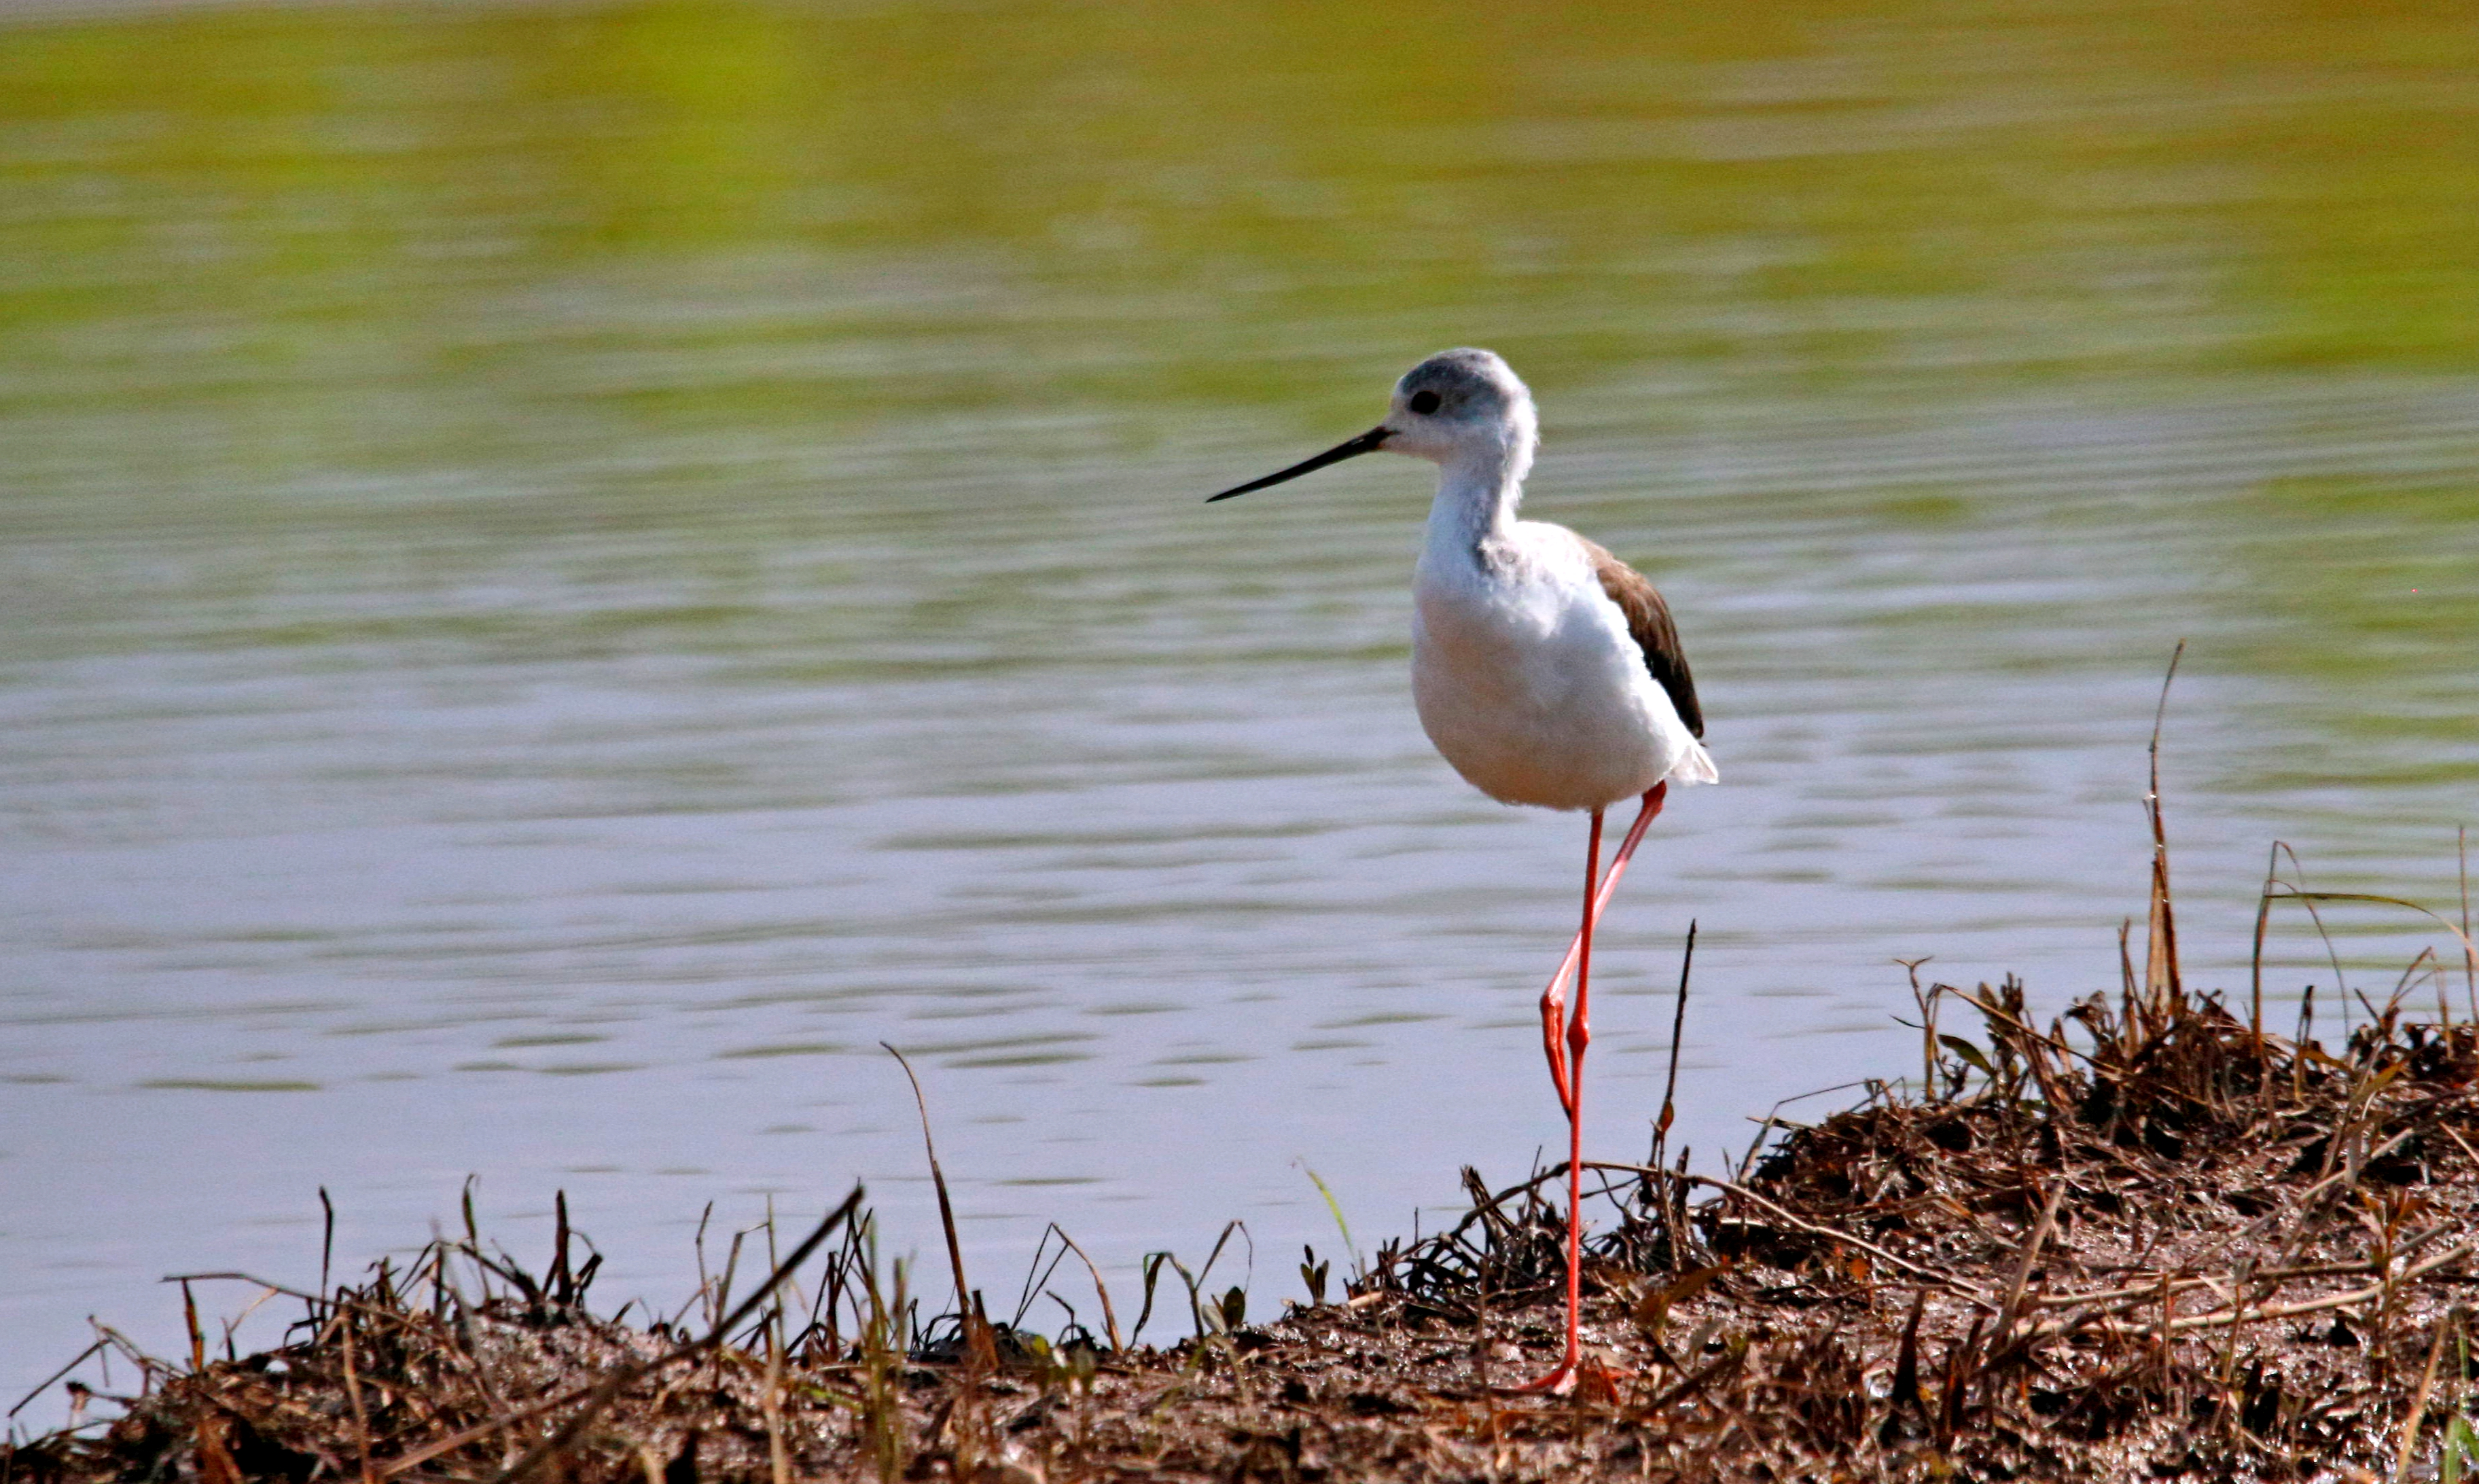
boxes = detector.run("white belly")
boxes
[1410,542,1702,811]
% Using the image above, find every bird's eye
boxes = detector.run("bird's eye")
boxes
[1408,390,1441,416]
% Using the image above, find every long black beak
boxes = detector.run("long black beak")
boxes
[1205,425,1392,502]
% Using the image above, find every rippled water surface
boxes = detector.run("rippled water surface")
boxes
[4,0,2476,1407]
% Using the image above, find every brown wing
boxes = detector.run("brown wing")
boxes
[1580,538,1705,739]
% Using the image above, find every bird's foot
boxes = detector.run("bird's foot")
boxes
[1501,1352,1626,1402]
[1502,1361,1578,1397]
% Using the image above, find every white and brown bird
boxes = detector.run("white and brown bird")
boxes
[1209,348,1715,1392]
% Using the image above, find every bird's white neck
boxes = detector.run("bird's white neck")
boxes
[1421,433,1533,566]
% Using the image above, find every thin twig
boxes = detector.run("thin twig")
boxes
[884,1042,987,1369]
[7,1341,109,1420]
[2461,825,2475,1022]
[1993,1181,2066,1345]
[1586,1163,1993,1304]
[2143,638,2186,1004]
[1654,921,1696,1269]
[339,1317,376,1484]
[2029,1240,2475,1345]
[1044,1225,1124,1352]
[2397,1310,2460,1484]
[1655,921,1697,1157]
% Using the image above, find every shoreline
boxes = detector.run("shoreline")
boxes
[12,967,2479,1482]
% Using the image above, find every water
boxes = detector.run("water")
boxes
[3,0,2475,1412]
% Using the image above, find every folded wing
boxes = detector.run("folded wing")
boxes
[1580,538,1704,741]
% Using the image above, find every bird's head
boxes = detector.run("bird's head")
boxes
[1381,349,1537,467]
[1207,348,1537,503]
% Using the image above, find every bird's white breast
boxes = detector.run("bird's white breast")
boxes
[1410,522,1704,811]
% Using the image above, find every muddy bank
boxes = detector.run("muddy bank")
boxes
[11,972,2479,1482]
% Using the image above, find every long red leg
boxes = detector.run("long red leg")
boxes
[1520,782,1669,1395]
[1561,808,1601,1381]
[1522,807,1603,1392]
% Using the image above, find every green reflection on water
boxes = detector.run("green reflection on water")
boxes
[0,0,2471,799]
[5,0,2472,431]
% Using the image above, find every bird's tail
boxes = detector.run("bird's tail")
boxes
[1667,739,1719,786]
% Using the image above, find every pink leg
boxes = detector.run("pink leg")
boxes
[1560,808,1601,1381]
[1522,807,1603,1393]
[1520,782,1669,1396]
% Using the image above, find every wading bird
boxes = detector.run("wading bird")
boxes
[1209,348,1715,1393]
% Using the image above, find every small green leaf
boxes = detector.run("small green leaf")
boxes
[1133,1252,1171,1344]
[1940,1035,1997,1080]
[2443,1415,2479,1484]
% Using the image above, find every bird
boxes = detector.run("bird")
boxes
[1207,348,1715,1394]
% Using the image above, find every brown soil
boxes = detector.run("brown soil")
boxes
[10,977,2479,1483]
